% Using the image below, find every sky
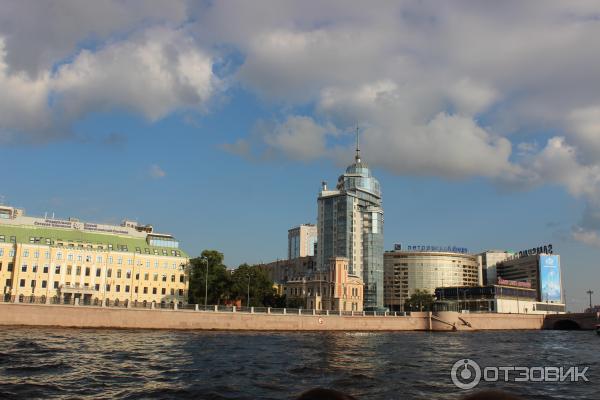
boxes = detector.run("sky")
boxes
[1,1,599,311]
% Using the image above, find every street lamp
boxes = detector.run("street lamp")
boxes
[587,290,594,311]
[203,257,209,308]
[247,273,251,307]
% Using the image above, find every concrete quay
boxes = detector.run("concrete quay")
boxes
[0,303,571,331]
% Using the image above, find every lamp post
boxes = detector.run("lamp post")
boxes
[587,290,594,311]
[203,257,209,308]
[247,273,251,307]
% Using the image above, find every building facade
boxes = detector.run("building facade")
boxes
[476,250,514,285]
[284,257,363,311]
[384,249,480,311]
[317,139,383,310]
[434,284,557,314]
[0,205,189,307]
[496,253,564,307]
[288,224,317,260]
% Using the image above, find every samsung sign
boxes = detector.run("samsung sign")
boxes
[518,244,553,258]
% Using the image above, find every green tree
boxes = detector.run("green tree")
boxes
[405,289,436,311]
[188,250,232,305]
[230,263,278,307]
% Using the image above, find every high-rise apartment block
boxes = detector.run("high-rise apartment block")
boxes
[288,224,317,260]
[317,133,384,310]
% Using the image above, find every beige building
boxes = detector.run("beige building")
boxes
[0,205,189,307]
[476,250,514,285]
[384,249,480,311]
[288,224,317,259]
[284,257,363,311]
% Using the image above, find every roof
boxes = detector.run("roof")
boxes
[0,224,189,258]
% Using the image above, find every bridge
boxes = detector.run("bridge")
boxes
[543,312,599,330]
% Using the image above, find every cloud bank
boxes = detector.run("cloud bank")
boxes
[2,1,600,246]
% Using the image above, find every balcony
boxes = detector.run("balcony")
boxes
[60,284,97,294]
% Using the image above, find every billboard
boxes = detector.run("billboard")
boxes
[539,255,562,302]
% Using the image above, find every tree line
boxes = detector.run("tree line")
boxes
[187,250,286,307]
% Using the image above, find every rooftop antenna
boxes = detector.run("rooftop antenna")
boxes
[355,124,361,163]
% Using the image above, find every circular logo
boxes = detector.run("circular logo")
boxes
[318,317,324,325]
[545,257,554,265]
[451,359,481,390]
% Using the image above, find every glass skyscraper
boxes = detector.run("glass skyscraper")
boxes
[316,136,384,310]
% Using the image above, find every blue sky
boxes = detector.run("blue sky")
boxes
[1,1,600,311]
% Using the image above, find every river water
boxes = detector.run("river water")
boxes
[0,328,597,399]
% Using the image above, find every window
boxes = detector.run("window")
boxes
[68,254,73,261]
[55,265,61,274]
[144,273,149,281]
[9,249,15,257]
[143,287,148,294]
[10,236,16,243]
[145,261,150,268]
[96,268,101,277]
[107,269,112,278]
[76,266,82,276]
[67,266,72,275]
[135,273,139,280]
[178,289,184,296]
[152,288,157,294]
[161,288,166,295]
[19,279,25,287]
[31,280,36,288]
[85,267,90,277]
[23,250,29,257]
[0,249,3,256]
[117,258,123,265]
[0,235,4,242]
[43,265,49,273]
[94,284,100,291]
[34,251,39,258]
[86,256,91,262]
[117,270,122,278]
[162,250,168,256]
[135,247,141,254]
[54,281,59,289]
[116,285,120,292]
[32,265,37,273]
[170,288,174,295]
[97,256,103,263]
[6,278,11,287]
[125,285,130,293]
[77,255,82,262]
[106,284,111,292]
[45,239,51,246]
[162,274,167,282]
[8,262,13,271]
[127,259,133,265]
[134,286,138,293]
[180,274,185,283]
[108,256,113,264]
[21,265,27,272]
[108,244,113,250]
[41,280,47,289]
[153,274,158,281]
[144,248,150,254]
[126,271,131,279]
[44,251,50,258]
[171,275,175,282]
[57,252,62,260]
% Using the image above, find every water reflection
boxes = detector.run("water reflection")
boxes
[0,328,597,399]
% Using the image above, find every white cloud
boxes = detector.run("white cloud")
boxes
[149,164,166,179]
[0,28,218,142]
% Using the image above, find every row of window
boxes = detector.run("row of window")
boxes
[7,264,186,282]
[8,279,185,297]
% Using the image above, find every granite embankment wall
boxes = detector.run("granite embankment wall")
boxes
[0,303,546,331]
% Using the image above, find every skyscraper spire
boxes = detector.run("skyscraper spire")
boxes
[355,124,361,163]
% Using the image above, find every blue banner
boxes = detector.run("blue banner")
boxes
[540,255,561,302]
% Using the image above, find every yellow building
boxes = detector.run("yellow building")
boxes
[0,205,189,307]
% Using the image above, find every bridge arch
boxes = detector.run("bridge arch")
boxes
[553,319,581,330]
